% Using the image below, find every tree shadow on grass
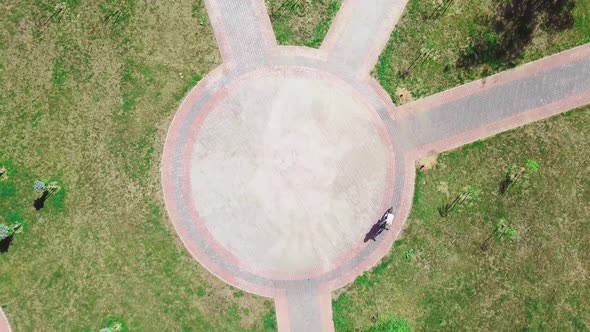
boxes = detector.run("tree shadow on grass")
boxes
[458,0,575,69]
[33,187,59,210]
[0,236,13,253]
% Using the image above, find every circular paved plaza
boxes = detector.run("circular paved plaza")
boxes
[163,66,396,282]
[191,69,393,275]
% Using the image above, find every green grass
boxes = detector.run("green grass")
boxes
[0,182,16,199]
[307,0,340,48]
[0,153,34,232]
[366,317,412,332]
[262,305,278,331]
[0,0,273,330]
[120,59,153,113]
[375,0,590,103]
[333,107,590,331]
[266,0,341,47]
[51,58,68,89]
[175,73,203,102]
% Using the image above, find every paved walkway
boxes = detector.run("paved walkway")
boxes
[204,0,276,65]
[0,308,11,332]
[323,0,408,78]
[162,1,590,331]
[397,45,590,158]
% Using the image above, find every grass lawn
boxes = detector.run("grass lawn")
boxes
[375,0,590,104]
[266,0,341,47]
[1,0,589,331]
[333,107,590,331]
[268,0,590,331]
[0,1,274,330]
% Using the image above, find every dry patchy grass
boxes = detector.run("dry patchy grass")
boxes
[375,0,590,104]
[0,0,274,330]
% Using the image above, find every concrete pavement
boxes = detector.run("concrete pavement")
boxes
[323,0,409,78]
[0,308,11,332]
[397,45,590,158]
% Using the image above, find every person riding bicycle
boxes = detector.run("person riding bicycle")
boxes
[364,207,395,242]
[379,207,394,231]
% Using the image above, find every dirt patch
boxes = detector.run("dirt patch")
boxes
[415,154,438,171]
[396,87,415,105]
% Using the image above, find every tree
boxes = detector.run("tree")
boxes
[499,165,524,195]
[438,185,479,217]
[33,180,61,210]
[0,225,10,241]
[481,219,518,251]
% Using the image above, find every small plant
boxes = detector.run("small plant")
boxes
[500,160,539,196]
[481,219,506,251]
[100,323,121,332]
[101,318,127,332]
[526,159,540,172]
[499,165,525,195]
[403,249,414,261]
[0,167,7,180]
[481,219,518,251]
[503,227,519,239]
[438,185,479,217]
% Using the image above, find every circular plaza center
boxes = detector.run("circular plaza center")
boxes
[177,68,394,277]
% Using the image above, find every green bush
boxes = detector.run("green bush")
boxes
[526,159,540,172]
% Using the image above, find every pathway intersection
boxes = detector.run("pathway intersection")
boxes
[161,0,590,331]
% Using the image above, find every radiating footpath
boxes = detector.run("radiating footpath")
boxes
[0,308,11,332]
[161,0,590,331]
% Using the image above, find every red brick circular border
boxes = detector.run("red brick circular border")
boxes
[161,63,408,296]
